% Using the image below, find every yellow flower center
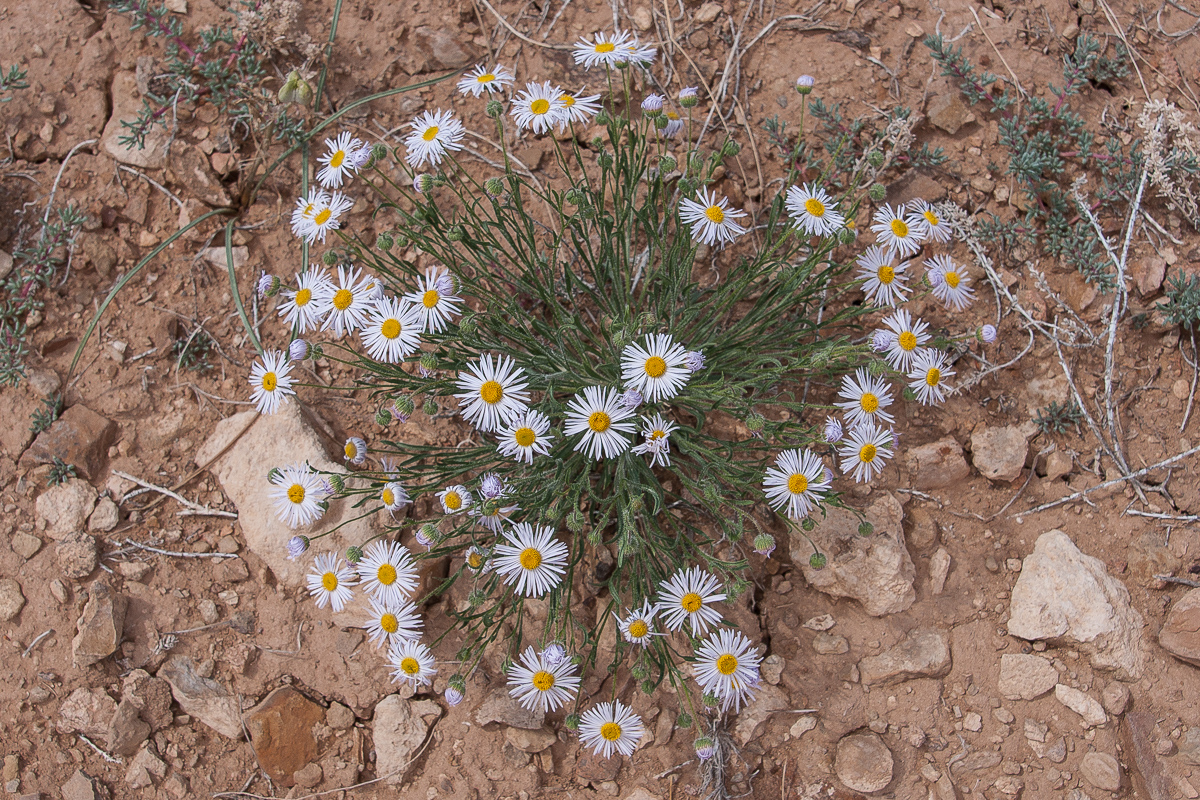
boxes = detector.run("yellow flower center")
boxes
[561,95,576,107]
[344,442,358,459]
[422,289,440,308]
[600,722,623,741]
[313,208,332,226]
[380,613,398,633]
[890,218,909,238]
[519,547,543,570]
[330,150,345,169]
[805,198,826,217]
[860,392,879,413]
[467,551,483,569]
[716,654,739,675]
[333,288,353,311]
[944,271,961,288]
[923,210,939,226]
[401,656,420,676]
[878,265,895,284]
[704,205,725,224]
[628,620,649,638]
[680,592,703,613]
[898,331,917,351]
[478,73,496,83]
[262,372,277,392]
[302,202,315,216]
[422,126,439,142]
[294,287,313,307]
[588,411,611,432]
[381,319,401,339]
[667,111,680,121]
[787,473,808,494]
[650,429,666,440]
[514,427,537,447]
[382,488,395,506]
[926,368,942,387]
[287,484,305,504]
[322,572,338,591]
[596,42,616,53]
[377,563,398,586]
[530,99,550,115]
[480,380,504,405]
[859,443,877,463]
[532,670,555,691]
[444,491,462,511]
[644,356,667,378]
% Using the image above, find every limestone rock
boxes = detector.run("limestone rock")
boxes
[631,6,653,29]
[106,699,151,756]
[325,702,355,731]
[195,403,384,588]
[813,632,849,655]
[999,654,1059,700]
[905,506,940,552]
[88,498,120,533]
[929,547,951,595]
[372,695,442,784]
[803,614,836,631]
[72,579,127,668]
[1079,751,1122,792]
[835,732,894,793]
[504,726,557,753]
[1007,530,1145,679]
[732,684,788,745]
[1055,684,1107,728]
[293,763,322,789]
[101,73,171,168]
[905,437,970,489]
[21,406,117,481]
[790,716,818,739]
[926,91,975,134]
[1159,587,1200,667]
[124,744,166,789]
[159,656,243,739]
[401,27,479,72]
[794,493,915,616]
[57,531,99,579]
[244,686,327,786]
[0,578,25,621]
[971,422,1038,482]
[474,687,544,730]
[58,688,118,737]
[858,629,950,685]
[575,749,620,782]
[61,771,96,800]
[35,479,98,539]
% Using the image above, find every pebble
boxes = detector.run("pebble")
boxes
[11,532,43,559]
[198,599,220,625]
[993,708,1016,725]
[0,578,26,621]
[1101,682,1130,716]
[326,702,355,731]
[1055,684,1107,728]
[803,614,836,631]
[999,653,1060,701]
[858,628,951,685]
[72,579,127,668]
[929,547,951,595]
[34,479,98,539]
[1080,751,1122,792]
[50,579,70,604]
[760,654,785,685]
[87,498,120,532]
[1159,587,1200,667]
[56,532,99,580]
[61,770,96,800]
[244,687,327,785]
[835,732,894,793]
[789,716,817,739]
[813,632,849,655]
[963,712,983,732]
[293,763,322,789]
[970,422,1038,482]
[373,696,443,785]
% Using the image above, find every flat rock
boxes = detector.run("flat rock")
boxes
[760,654,785,685]
[21,406,117,481]
[0,578,25,621]
[88,498,120,533]
[403,26,479,72]
[57,688,118,737]
[929,547,951,595]
[1159,587,1200,667]
[159,656,243,739]
[504,726,557,753]
[971,422,1038,482]
[1055,684,1107,728]
[195,403,382,588]
[803,614,836,631]
[100,72,171,168]
[1080,751,1122,792]
[794,492,915,616]
[1101,682,1130,716]
[35,479,98,539]
[106,699,151,756]
[73,579,127,668]
[813,632,849,655]
[951,750,1002,773]
[926,89,975,135]
[835,732,893,793]
[57,531,99,579]
[575,749,620,782]
[732,684,788,745]
[904,437,970,490]
[124,744,166,789]
[11,531,43,559]
[999,654,1060,700]
[326,702,355,731]
[905,506,940,552]
[60,771,96,800]
[858,628,950,685]
[244,686,326,787]
[372,695,442,784]
[474,687,545,730]
[122,669,174,730]
[1007,530,1145,679]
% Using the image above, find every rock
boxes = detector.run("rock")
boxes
[905,437,970,489]
[168,146,229,206]
[835,732,894,793]
[106,699,151,756]
[3,755,17,783]
[58,688,118,737]
[695,1,722,22]
[1055,684,1107,728]
[998,654,1060,700]
[1044,450,1074,481]
[60,771,96,800]
[245,686,327,786]
[732,684,788,745]
[926,90,975,134]
[929,547,951,595]
[813,632,849,655]
[575,749,620,782]
[57,532,99,580]
[403,27,478,72]
[993,708,1016,724]
[1132,256,1166,296]
[326,702,355,731]
[858,628,950,685]
[21,406,118,481]
[35,479,98,539]
[1127,532,1181,587]
[195,403,385,589]
[214,557,250,583]
[1007,530,1145,679]
[1023,719,1048,743]
[1080,752,1122,792]
[0,578,26,621]
[905,506,940,551]
[803,614,836,631]
[790,716,818,739]
[87,498,120,533]
[994,775,1024,795]
[1101,682,1130,716]
[124,744,166,788]
[11,531,42,559]
[116,561,152,581]
[760,654,785,685]
[73,579,127,668]
[122,669,174,730]
[952,750,1002,773]
[293,763,323,789]
[25,366,61,397]
[504,726,557,753]
[101,73,171,168]
[1159,587,1200,667]
[159,656,243,739]
[622,790,660,800]
[50,579,69,604]
[631,6,653,30]
[1179,729,1200,765]
[372,695,442,784]
[198,599,220,625]
[794,493,915,616]
[1029,736,1068,763]
[0,249,12,280]
[963,712,983,732]
[474,687,545,730]
[971,422,1038,482]
[201,246,248,271]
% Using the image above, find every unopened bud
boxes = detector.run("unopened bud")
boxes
[485,177,504,197]
[486,99,504,118]
[422,399,438,417]
[795,74,815,95]
[345,545,364,564]
[867,149,885,167]
[868,183,887,202]
[375,407,392,426]
[809,551,827,569]
[659,155,677,173]
[321,251,339,266]
[375,232,394,250]
[858,521,874,537]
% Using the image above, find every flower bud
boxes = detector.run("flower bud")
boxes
[257,272,281,298]
[345,545,364,564]
[375,407,392,426]
[375,232,394,251]
[486,99,504,118]
[542,643,567,667]
[823,416,844,443]
[413,174,434,193]
[653,116,669,130]
[423,398,438,417]
[599,152,614,168]
[641,93,664,116]
[485,177,504,197]
[684,350,705,372]
[858,520,874,537]
[370,142,388,164]
[679,86,699,107]
[445,686,464,706]
[419,352,438,373]
[979,324,997,343]
[564,714,581,731]
[659,155,677,173]
[595,109,611,126]
[468,588,486,607]
[458,313,477,336]
[868,183,887,202]
[871,329,895,352]
[321,251,339,266]
[801,517,816,532]
[753,533,777,557]
[285,535,309,560]
[867,149,885,167]
[745,412,766,432]
[327,474,346,494]
[809,551,827,569]
[393,395,416,419]
[722,139,741,157]
[694,736,716,761]
[702,691,720,708]
[267,467,283,484]
[795,74,815,95]
[278,70,313,105]
[566,508,586,532]
[676,712,693,729]
[447,224,466,242]
[564,188,583,205]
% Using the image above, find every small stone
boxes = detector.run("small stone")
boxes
[803,614,836,631]
[244,686,327,786]
[116,561,152,582]
[905,506,940,551]
[1159,587,1200,667]
[732,684,788,746]
[926,90,975,134]
[631,6,653,30]
[963,712,982,732]
[163,774,189,799]
[72,578,128,668]
[475,687,544,730]
[159,656,243,739]
[35,479,98,539]
[993,708,1015,724]
[121,669,174,731]
[858,629,951,685]
[11,531,43,559]
[0,578,26,621]
[994,775,1024,795]
[813,632,850,655]
[61,770,96,800]
[1023,719,1048,743]
[293,763,323,789]
[87,498,120,532]
[971,422,1038,482]
[21,406,118,481]
[999,654,1059,700]
[1044,450,1073,481]
[124,744,166,788]
[373,696,442,785]
[198,599,220,625]
[58,688,118,737]
[929,547,951,595]
[101,73,171,168]
[1055,684,1107,728]
[326,702,355,731]
[575,749,620,782]
[835,732,894,793]
[1101,682,1129,716]
[216,535,240,554]
[905,437,970,489]
[790,716,818,739]
[695,1,722,22]
[3,755,18,783]
[760,654,785,685]
[56,531,99,580]
[214,557,250,582]
[106,699,151,756]
[952,751,1002,773]
[50,579,69,604]
[504,726,557,753]
[1079,751,1122,792]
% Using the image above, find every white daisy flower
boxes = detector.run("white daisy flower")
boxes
[661,111,684,138]
[317,265,375,337]
[907,349,955,406]
[835,368,896,428]
[507,645,580,713]
[278,269,332,333]
[785,183,846,237]
[856,245,911,308]
[364,598,423,647]
[632,413,679,468]
[871,203,922,258]
[880,309,932,373]
[679,188,747,246]
[343,436,367,466]
[464,544,490,574]
[469,500,519,532]
[496,409,555,464]
[453,354,531,433]
[404,109,466,168]
[402,267,462,335]
[511,82,568,134]
[361,296,423,363]
[290,190,327,239]
[269,463,326,528]
[557,92,602,129]
[380,481,410,512]
[615,600,659,646]
[763,449,831,520]
[438,485,473,515]
[579,701,645,758]
[572,30,636,69]
[906,199,953,243]
[301,191,353,245]
[694,629,762,713]
[249,350,295,415]
[838,421,894,483]
[387,638,437,687]
[564,386,637,460]
[356,540,420,606]
[655,566,726,636]
[479,472,506,500]
[926,254,975,311]
[457,64,514,97]
[620,333,691,403]
[307,552,357,612]
[317,131,366,189]
[493,522,569,597]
